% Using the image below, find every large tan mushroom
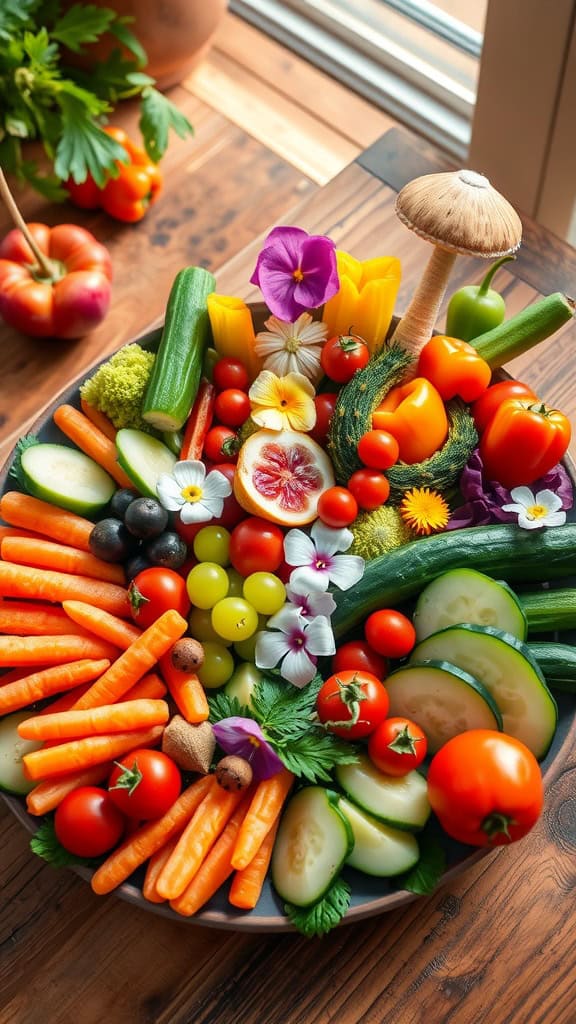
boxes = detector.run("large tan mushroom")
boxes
[391,169,522,363]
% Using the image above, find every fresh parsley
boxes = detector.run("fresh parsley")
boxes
[284,876,351,937]
[8,434,39,490]
[397,828,446,896]
[30,818,100,869]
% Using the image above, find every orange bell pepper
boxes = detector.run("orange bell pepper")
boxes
[417,335,492,403]
[372,378,449,464]
[479,398,571,488]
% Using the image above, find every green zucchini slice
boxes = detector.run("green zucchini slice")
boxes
[335,754,431,831]
[115,428,177,499]
[340,797,420,877]
[0,712,43,795]
[20,442,116,516]
[413,568,527,642]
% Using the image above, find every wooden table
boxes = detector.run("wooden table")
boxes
[2,121,576,1024]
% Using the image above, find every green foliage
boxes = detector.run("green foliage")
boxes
[397,829,446,895]
[8,434,40,490]
[284,876,351,937]
[30,817,99,869]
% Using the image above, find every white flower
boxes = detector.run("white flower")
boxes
[255,605,335,688]
[285,584,337,620]
[283,519,365,592]
[254,313,328,383]
[156,460,232,525]
[501,486,567,530]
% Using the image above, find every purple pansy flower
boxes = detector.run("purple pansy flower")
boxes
[212,717,285,780]
[250,226,339,322]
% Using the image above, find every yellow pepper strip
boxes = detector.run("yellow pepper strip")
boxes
[322,252,402,354]
[207,294,262,382]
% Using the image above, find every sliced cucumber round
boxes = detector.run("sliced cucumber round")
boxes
[20,443,116,516]
[411,624,558,759]
[116,428,177,499]
[271,786,354,907]
[0,712,44,795]
[335,754,431,831]
[413,568,527,642]
[340,797,420,877]
[385,659,502,754]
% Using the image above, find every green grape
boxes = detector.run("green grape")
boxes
[186,562,229,609]
[224,662,262,710]
[189,606,230,645]
[211,596,259,643]
[226,567,245,597]
[193,525,231,566]
[243,571,286,615]
[197,641,235,688]
[233,614,268,661]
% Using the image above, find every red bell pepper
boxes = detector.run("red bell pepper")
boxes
[479,398,571,488]
[66,127,163,223]
[417,334,492,402]
[372,377,449,464]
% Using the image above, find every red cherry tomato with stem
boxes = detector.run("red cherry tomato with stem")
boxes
[129,567,191,628]
[364,608,416,659]
[54,786,125,857]
[316,669,389,739]
[320,333,370,384]
[203,425,238,463]
[108,749,182,820]
[368,717,427,776]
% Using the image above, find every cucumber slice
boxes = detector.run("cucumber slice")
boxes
[413,568,527,642]
[20,443,115,516]
[340,797,420,877]
[335,755,431,831]
[385,660,502,754]
[0,712,43,795]
[271,786,354,907]
[411,624,558,759]
[116,428,177,499]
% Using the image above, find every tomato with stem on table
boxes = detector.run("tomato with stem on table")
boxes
[316,669,389,739]
[108,749,182,820]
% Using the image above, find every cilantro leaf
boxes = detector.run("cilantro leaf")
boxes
[284,876,351,937]
[139,86,194,162]
[54,93,127,185]
[277,730,359,784]
[30,818,100,869]
[208,691,244,721]
[8,434,40,490]
[50,4,116,53]
[397,829,446,896]
[108,17,148,67]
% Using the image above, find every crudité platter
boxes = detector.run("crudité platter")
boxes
[2,168,576,936]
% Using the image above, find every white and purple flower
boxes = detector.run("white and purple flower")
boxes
[255,605,335,688]
[283,519,365,593]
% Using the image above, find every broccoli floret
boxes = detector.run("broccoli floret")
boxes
[80,344,156,431]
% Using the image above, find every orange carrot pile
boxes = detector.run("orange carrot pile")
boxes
[0,601,91,637]
[0,561,131,617]
[0,492,94,551]
[53,403,133,489]
[1,536,126,585]
[62,600,141,649]
[142,834,181,904]
[0,633,118,667]
[22,723,165,780]
[158,652,209,723]
[0,658,111,715]
[18,698,170,741]
[228,815,281,911]
[0,525,47,550]
[230,767,295,871]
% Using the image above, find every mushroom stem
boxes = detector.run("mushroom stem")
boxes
[390,246,457,364]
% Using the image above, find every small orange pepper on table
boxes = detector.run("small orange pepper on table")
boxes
[66,126,163,223]
[372,378,449,464]
[417,335,492,403]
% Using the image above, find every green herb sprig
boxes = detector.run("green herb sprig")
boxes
[284,877,351,937]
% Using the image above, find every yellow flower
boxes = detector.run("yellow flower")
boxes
[399,487,450,535]
[248,370,316,432]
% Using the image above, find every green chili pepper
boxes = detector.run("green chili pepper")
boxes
[445,255,515,341]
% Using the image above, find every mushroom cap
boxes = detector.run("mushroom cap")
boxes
[395,169,522,258]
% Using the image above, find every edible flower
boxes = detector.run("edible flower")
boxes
[399,487,450,535]
[250,226,339,322]
[255,605,335,688]
[212,717,285,780]
[254,312,327,382]
[248,370,316,432]
[501,487,567,530]
[156,460,231,524]
[284,520,365,592]
[322,250,401,353]
[285,583,337,620]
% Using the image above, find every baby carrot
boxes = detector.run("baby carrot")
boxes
[72,609,188,710]
[25,762,114,816]
[18,698,170,741]
[0,659,111,715]
[230,767,294,871]
[91,775,213,895]
[1,536,126,585]
[0,601,91,637]
[0,561,131,617]
[22,723,165,780]
[53,403,133,489]
[80,397,118,442]
[228,815,281,910]
[142,834,181,904]
[0,492,94,551]
[125,672,167,700]
[0,525,47,550]
[62,600,141,649]
[158,652,209,723]
[0,633,118,667]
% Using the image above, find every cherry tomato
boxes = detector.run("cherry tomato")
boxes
[347,469,390,511]
[310,392,338,444]
[316,669,389,739]
[332,640,388,679]
[213,358,250,392]
[471,380,537,434]
[364,608,416,659]
[368,717,427,776]
[129,566,191,628]
[357,430,400,471]
[229,517,285,576]
[214,388,252,428]
[203,425,238,463]
[320,333,370,384]
[54,786,125,857]
[427,730,544,847]
[317,486,358,528]
[108,749,182,820]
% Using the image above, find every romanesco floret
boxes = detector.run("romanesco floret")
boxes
[80,344,156,430]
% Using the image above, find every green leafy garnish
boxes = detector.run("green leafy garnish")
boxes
[397,829,446,896]
[8,434,40,490]
[30,818,99,869]
[284,876,351,937]
[139,86,195,163]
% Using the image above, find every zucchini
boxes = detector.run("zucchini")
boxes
[339,797,420,877]
[0,712,43,795]
[335,754,431,831]
[528,641,576,692]
[411,624,558,759]
[19,442,115,516]
[413,568,527,642]
[332,522,576,639]
[471,292,575,369]
[142,266,216,431]
[116,428,177,499]
[519,588,576,634]
[385,659,502,754]
[271,786,354,907]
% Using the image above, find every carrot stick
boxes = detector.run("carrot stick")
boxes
[62,600,141,649]
[179,379,216,461]
[0,525,47,550]
[38,683,93,715]
[1,665,50,685]
[142,834,181,904]
[0,658,111,715]
[0,492,94,552]
[22,723,165,781]
[170,793,253,917]
[53,403,133,489]
[156,778,247,900]
[0,561,130,617]
[25,762,114,816]
[228,815,281,910]
[72,609,188,711]
[125,672,167,700]
[1,536,126,585]
[80,397,118,442]
[0,601,91,637]
[158,652,209,723]
[18,698,170,741]
[0,633,118,667]
[230,767,294,871]
[91,775,213,895]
